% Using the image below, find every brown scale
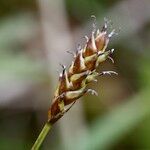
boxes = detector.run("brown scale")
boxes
[58,69,69,95]
[58,78,66,95]
[95,34,107,51]
[53,68,70,101]
[71,51,86,74]
[83,33,100,71]
[48,99,60,123]
[83,32,97,57]
[83,40,96,57]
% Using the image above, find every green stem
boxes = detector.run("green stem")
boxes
[31,122,52,150]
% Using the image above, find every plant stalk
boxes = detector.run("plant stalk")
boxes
[31,122,52,150]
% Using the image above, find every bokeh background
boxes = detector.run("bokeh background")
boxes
[0,0,150,150]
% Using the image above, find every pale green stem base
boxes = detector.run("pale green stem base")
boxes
[31,122,52,150]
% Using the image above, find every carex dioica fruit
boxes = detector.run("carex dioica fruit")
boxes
[48,17,118,124]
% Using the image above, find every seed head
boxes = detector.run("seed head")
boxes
[48,17,118,124]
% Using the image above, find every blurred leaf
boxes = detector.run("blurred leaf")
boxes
[0,14,48,82]
[139,57,150,88]
[0,54,48,81]
[0,137,26,150]
[0,14,37,51]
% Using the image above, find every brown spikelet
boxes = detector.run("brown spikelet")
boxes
[48,17,118,124]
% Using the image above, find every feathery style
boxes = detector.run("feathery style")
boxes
[48,17,118,124]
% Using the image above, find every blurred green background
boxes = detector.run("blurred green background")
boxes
[0,0,150,150]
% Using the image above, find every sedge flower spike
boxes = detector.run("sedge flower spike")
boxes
[48,17,118,124]
[31,17,118,150]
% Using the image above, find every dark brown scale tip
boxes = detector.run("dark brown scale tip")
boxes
[101,17,112,32]
[60,64,66,73]
[101,22,107,32]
